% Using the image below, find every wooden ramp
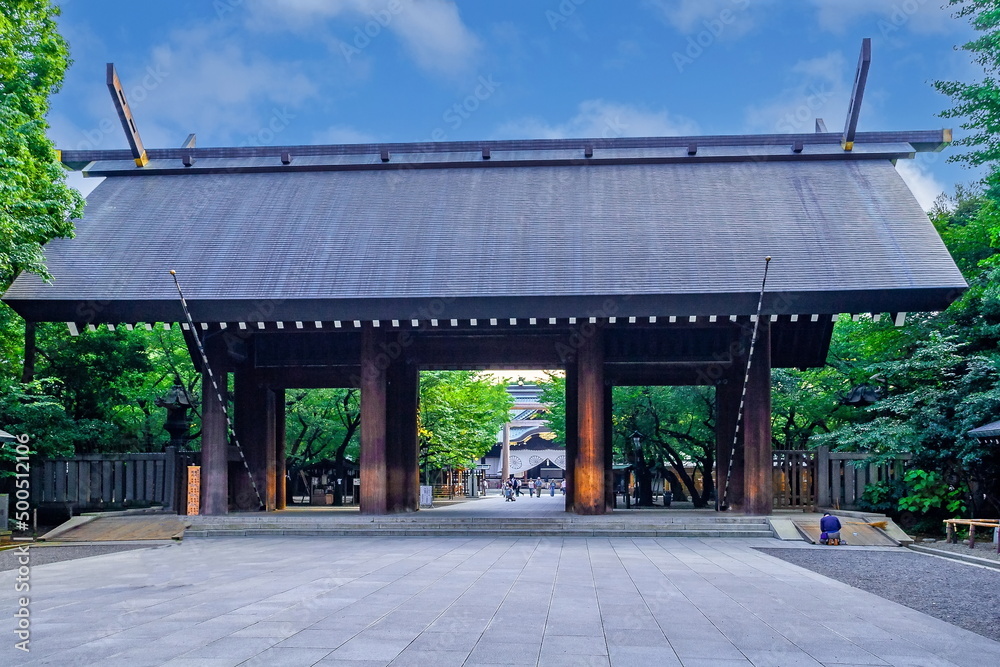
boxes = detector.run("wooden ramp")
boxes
[792,518,898,546]
[44,515,188,542]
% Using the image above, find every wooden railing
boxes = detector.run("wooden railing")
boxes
[772,447,910,510]
[29,448,182,512]
[772,450,816,509]
[815,446,909,510]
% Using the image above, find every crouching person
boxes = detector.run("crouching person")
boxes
[820,512,842,545]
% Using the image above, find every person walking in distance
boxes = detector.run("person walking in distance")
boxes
[527,478,535,497]
[549,479,556,496]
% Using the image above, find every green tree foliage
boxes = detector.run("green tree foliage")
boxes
[284,388,360,504]
[0,0,83,286]
[0,323,198,456]
[539,375,717,508]
[613,385,716,507]
[418,371,512,478]
[814,187,1000,517]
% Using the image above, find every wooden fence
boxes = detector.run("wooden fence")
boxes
[772,446,910,510]
[772,449,816,509]
[30,448,183,512]
[815,446,909,510]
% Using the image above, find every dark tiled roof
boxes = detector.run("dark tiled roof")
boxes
[969,421,1000,439]
[4,135,966,324]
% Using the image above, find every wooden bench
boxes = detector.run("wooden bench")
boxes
[944,518,1000,553]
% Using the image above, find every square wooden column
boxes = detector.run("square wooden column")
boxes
[200,365,229,515]
[574,327,607,515]
[716,376,743,512]
[264,388,277,511]
[386,360,419,513]
[360,324,388,514]
[233,369,275,511]
[743,321,772,515]
[563,360,578,512]
[274,388,287,510]
[604,383,614,512]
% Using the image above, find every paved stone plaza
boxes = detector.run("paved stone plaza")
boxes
[3,496,1000,667]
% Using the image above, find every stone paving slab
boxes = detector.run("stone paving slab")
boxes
[1,536,998,666]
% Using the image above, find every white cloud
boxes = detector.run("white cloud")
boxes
[743,52,851,134]
[244,0,480,77]
[895,159,946,211]
[644,0,758,37]
[138,27,317,146]
[494,100,700,140]
[810,0,955,35]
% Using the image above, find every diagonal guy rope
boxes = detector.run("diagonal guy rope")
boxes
[170,270,264,511]
[721,256,771,511]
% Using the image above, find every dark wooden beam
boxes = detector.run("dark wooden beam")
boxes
[842,38,872,151]
[255,366,360,389]
[105,63,148,167]
[359,325,388,514]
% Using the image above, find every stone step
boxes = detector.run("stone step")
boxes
[186,522,768,532]
[185,525,776,538]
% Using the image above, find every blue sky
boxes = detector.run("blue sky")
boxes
[50,0,984,208]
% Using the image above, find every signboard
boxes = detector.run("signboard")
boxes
[186,466,201,516]
[419,485,433,508]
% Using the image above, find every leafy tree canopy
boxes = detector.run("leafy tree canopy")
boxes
[419,371,512,474]
[0,0,83,286]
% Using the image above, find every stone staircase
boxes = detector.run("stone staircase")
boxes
[183,515,775,539]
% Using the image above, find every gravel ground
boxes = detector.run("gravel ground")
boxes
[0,544,156,571]
[757,547,1000,642]
[915,540,1000,563]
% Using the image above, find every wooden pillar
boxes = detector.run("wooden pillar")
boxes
[604,383,614,512]
[564,360,578,512]
[360,325,388,514]
[200,365,228,515]
[744,321,772,515]
[574,327,606,515]
[275,388,287,510]
[501,423,510,483]
[716,376,743,511]
[386,360,419,512]
[233,368,269,511]
[264,388,277,511]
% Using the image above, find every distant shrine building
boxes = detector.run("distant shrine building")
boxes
[3,65,967,517]
[483,384,565,482]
